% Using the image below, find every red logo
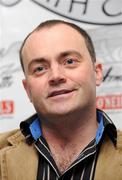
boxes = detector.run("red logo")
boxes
[96,94,122,110]
[0,100,14,115]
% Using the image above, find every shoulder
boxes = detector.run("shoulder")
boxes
[0,129,25,149]
[117,130,122,149]
[95,130,122,180]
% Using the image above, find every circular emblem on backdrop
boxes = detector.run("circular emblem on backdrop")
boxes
[31,0,122,25]
[0,0,21,6]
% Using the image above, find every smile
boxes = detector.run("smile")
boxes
[48,89,75,98]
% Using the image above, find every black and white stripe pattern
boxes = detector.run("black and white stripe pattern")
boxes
[35,138,98,180]
[34,110,116,180]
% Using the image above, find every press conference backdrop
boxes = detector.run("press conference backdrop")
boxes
[0,0,122,132]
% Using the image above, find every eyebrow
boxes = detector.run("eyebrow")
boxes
[59,50,82,59]
[28,50,82,71]
[28,58,47,72]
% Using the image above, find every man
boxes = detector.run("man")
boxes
[0,20,122,180]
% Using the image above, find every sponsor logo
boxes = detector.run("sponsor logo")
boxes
[96,94,122,110]
[103,66,122,82]
[0,100,14,115]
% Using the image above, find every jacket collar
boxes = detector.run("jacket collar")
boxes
[7,130,25,145]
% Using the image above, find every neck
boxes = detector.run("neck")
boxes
[40,107,98,148]
[39,108,98,174]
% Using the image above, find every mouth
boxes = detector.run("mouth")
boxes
[48,89,75,98]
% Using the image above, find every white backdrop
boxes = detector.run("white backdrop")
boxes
[0,0,122,132]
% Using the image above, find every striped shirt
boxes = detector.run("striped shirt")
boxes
[20,109,117,180]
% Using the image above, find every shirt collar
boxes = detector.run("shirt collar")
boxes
[20,109,117,146]
[29,111,104,144]
[95,111,104,144]
[29,118,42,141]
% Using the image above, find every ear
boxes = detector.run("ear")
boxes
[95,62,103,86]
[22,79,32,102]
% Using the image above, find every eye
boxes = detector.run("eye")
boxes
[63,57,80,68]
[35,66,44,72]
[33,65,47,75]
[65,58,75,64]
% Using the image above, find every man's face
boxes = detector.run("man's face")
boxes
[22,24,102,118]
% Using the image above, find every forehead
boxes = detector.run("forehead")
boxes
[21,24,89,64]
[23,24,85,49]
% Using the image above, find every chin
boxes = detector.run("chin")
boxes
[46,106,77,117]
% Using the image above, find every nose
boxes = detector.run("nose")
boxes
[48,66,66,86]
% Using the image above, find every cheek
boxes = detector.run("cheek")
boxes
[29,79,48,98]
[65,68,95,87]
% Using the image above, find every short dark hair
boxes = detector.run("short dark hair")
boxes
[20,19,96,72]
